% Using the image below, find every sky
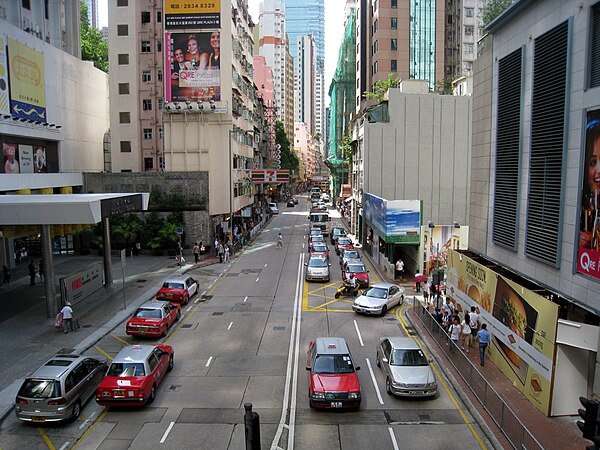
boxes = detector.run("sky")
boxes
[97,0,345,97]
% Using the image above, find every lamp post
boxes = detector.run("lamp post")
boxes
[229,129,234,243]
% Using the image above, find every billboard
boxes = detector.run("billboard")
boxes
[2,143,19,173]
[165,31,221,103]
[446,250,559,415]
[364,194,420,243]
[7,39,46,122]
[164,0,221,29]
[578,109,600,279]
[0,35,10,116]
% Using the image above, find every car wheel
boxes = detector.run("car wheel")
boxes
[163,324,169,337]
[184,293,189,305]
[381,305,387,316]
[376,353,381,368]
[400,295,404,305]
[176,310,181,321]
[386,377,392,395]
[71,400,82,420]
[167,354,174,372]
[148,384,156,404]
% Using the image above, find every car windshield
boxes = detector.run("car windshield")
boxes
[338,238,352,245]
[134,308,162,319]
[308,258,328,268]
[163,282,184,289]
[107,362,146,377]
[312,245,327,252]
[347,264,366,273]
[364,287,388,299]
[343,251,360,259]
[390,349,429,366]
[18,379,60,398]
[313,355,355,374]
[310,236,324,242]
[333,229,345,236]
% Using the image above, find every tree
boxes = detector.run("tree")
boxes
[80,1,108,72]
[111,214,142,255]
[436,76,454,95]
[275,120,299,172]
[340,136,352,165]
[363,73,401,102]
[480,0,513,27]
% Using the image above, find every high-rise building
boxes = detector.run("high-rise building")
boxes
[294,35,316,135]
[83,0,99,28]
[314,70,324,150]
[282,0,324,71]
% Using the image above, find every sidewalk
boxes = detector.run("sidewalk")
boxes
[349,228,587,449]
[0,251,221,423]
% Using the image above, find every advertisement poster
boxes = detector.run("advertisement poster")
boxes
[165,31,221,103]
[364,194,420,243]
[34,146,47,173]
[19,144,33,173]
[577,109,600,279]
[425,225,457,273]
[164,0,221,29]
[0,35,10,116]
[446,250,559,415]
[7,39,46,122]
[2,143,19,173]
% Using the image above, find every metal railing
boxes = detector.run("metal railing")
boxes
[411,298,544,450]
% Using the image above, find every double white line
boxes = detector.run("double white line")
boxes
[271,252,304,450]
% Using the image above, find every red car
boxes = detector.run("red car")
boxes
[309,243,330,259]
[126,300,180,338]
[342,259,369,288]
[306,337,361,409]
[96,344,173,407]
[335,237,354,255]
[155,275,199,305]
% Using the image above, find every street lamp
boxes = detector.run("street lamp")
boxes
[228,129,234,242]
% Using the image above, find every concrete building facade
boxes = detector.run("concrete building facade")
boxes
[294,35,316,135]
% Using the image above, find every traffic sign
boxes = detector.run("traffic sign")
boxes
[176,227,184,234]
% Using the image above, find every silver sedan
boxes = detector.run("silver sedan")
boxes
[352,282,404,316]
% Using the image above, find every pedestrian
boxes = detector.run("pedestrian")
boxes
[224,244,230,262]
[214,237,219,256]
[193,242,200,263]
[218,241,224,263]
[441,310,450,333]
[423,282,430,303]
[276,232,283,248]
[28,260,36,285]
[2,265,11,286]
[395,258,404,281]
[469,306,480,348]
[415,281,421,293]
[199,241,205,259]
[448,317,461,353]
[135,242,141,256]
[60,302,74,334]
[38,259,44,283]
[460,313,471,352]
[476,323,491,366]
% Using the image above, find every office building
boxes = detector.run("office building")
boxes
[294,35,316,135]
[282,0,324,71]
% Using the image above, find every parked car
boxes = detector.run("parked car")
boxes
[335,237,354,255]
[352,282,405,316]
[304,255,331,282]
[287,199,295,207]
[268,202,279,214]
[306,337,361,409]
[309,229,323,237]
[309,243,330,259]
[339,249,361,268]
[96,344,174,407]
[341,259,369,288]
[155,275,199,305]
[330,227,347,245]
[15,354,107,422]
[126,299,180,338]
[376,337,437,397]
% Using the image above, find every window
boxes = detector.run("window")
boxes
[142,70,152,82]
[374,61,378,73]
[141,41,151,53]
[157,40,162,52]
[465,7,474,17]
[391,60,397,72]
[118,54,129,65]
[44,0,49,19]
[391,17,397,29]
[117,0,128,5]
[117,25,128,36]
[143,99,152,111]
[143,128,153,139]
[159,128,163,139]
[141,11,151,23]
[157,70,163,81]
[464,25,474,36]
[144,158,154,171]
[119,112,131,123]
[22,0,30,9]
[157,11,162,22]
[374,40,378,53]
[373,19,378,34]
[391,0,397,7]
[158,98,164,110]
[120,141,132,152]
[118,83,130,94]
[391,38,397,51]
[463,43,473,55]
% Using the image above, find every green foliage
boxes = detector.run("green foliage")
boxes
[480,0,513,27]
[340,136,353,165]
[436,76,454,95]
[148,222,180,251]
[111,214,142,249]
[363,73,401,102]
[80,1,108,72]
[276,120,299,172]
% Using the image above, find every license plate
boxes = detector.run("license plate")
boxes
[113,389,125,397]
[32,416,45,422]
[138,327,147,332]
[331,402,342,408]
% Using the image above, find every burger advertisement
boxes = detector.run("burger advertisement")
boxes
[446,250,559,415]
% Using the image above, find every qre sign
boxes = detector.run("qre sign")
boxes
[164,0,221,29]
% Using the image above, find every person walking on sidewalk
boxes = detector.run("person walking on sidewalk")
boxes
[423,282,430,303]
[217,241,224,263]
[276,233,283,248]
[2,265,11,286]
[476,324,491,366]
[395,258,404,281]
[448,317,461,353]
[28,260,36,286]
[460,313,471,352]
[60,302,74,334]
[468,306,480,348]
[224,244,230,262]
[193,242,200,263]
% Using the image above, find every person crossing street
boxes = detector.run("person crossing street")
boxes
[276,232,283,248]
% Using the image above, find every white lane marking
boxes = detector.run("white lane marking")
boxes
[244,296,248,302]
[59,442,70,450]
[302,243,305,249]
[388,427,400,450]
[366,357,385,405]
[201,290,207,296]
[187,306,193,312]
[354,320,364,347]
[205,356,213,367]
[265,263,268,267]
[78,410,97,429]
[160,421,175,444]
[256,277,260,282]
[227,321,233,330]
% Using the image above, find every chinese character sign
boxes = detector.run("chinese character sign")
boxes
[7,39,46,122]
[164,0,221,29]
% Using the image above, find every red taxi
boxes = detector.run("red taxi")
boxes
[96,344,173,406]
[306,337,361,409]
[126,300,180,338]
[155,275,199,305]
[335,237,354,255]
[309,243,330,259]
[342,259,370,288]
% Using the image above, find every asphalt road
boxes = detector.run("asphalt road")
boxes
[0,198,493,450]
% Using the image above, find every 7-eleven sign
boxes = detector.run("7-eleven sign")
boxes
[250,170,290,183]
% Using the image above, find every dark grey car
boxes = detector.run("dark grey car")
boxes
[15,354,107,423]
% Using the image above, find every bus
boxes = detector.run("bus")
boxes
[310,187,321,201]
[309,211,330,235]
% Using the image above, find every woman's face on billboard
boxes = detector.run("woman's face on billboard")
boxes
[187,38,198,54]
[589,136,600,192]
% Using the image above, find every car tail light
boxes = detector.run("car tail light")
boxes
[15,397,28,404]
[138,389,145,399]
[48,397,67,405]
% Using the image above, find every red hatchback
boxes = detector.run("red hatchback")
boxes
[96,344,173,407]
[126,300,180,338]
[309,243,330,259]
[335,237,354,255]
[342,259,370,288]
[306,337,361,409]
[155,275,199,305]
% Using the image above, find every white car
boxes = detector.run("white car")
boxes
[268,202,279,214]
[352,282,404,316]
